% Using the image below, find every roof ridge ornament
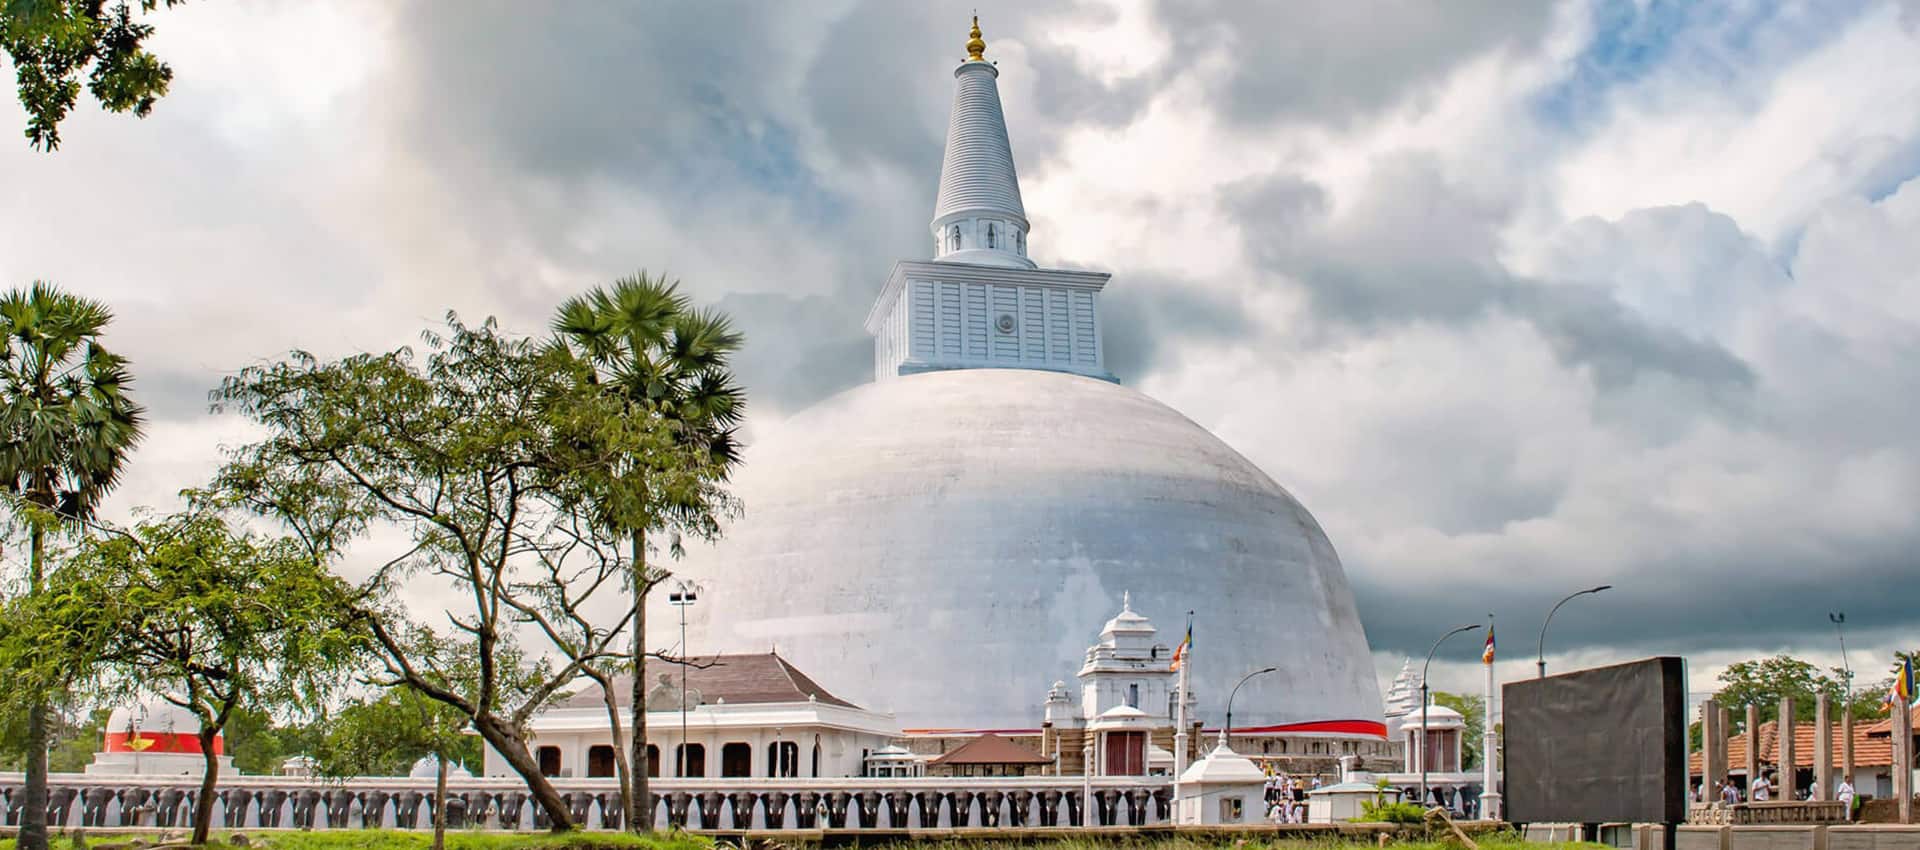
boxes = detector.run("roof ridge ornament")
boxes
[966,14,986,62]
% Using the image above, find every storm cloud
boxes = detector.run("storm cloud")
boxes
[1,0,1917,699]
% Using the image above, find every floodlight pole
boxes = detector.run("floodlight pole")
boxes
[1423,623,1482,810]
[669,580,698,778]
[1830,612,1851,707]
[1536,585,1611,679]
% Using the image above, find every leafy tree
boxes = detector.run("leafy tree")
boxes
[0,281,143,850]
[1714,655,1869,724]
[221,706,325,777]
[1431,691,1486,769]
[316,667,479,850]
[20,508,357,845]
[549,272,744,831]
[213,315,652,831]
[1,0,183,150]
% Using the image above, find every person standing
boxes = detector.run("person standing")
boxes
[1721,780,1740,805]
[1837,777,1856,821]
[1752,772,1773,802]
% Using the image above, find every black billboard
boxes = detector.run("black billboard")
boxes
[1503,656,1687,824]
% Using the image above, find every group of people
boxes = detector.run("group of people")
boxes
[1701,773,1859,820]
[1263,773,1318,824]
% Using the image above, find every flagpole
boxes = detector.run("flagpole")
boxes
[1172,611,1191,822]
[1898,660,1914,825]
[1480,614,1501,822]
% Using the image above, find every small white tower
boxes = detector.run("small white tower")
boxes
[1075,593,1176,776]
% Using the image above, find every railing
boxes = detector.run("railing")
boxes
[0,773,1174,832]
[1686,800,1849,825]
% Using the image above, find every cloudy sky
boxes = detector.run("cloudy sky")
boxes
[4,0,1919,701]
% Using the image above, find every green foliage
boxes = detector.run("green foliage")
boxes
[546,271,746,550]
[1715,654,1875,723]
[212,314,659,831]
[1430,691,1485,768]
[1356,799,1428,824]
[0,0,185,150]
[18,507,363,842]
[314,676,482,780]
[223,706,325,777]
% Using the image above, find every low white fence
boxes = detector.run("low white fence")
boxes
[0,773,1174,831]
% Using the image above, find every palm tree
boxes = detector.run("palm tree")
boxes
[0,282,144,850]
[550,271,743,832]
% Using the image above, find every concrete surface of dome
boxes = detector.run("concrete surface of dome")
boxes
[669,368,1380,732]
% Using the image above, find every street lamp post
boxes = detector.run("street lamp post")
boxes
[1222,666,1279,749]
[1830,612,1852,706]
[1423,624,1482,809]
[668,580,698,777]
[1536,585,1611,679]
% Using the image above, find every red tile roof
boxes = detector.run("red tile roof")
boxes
[560,652,859,710]
[929,733,1052,766]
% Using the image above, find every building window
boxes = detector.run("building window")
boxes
[1015,229,1024,255]
[987,223,997,248]
[646,744,660,778]
[587,745,617,778]
[811,740,822,777]
[676,743,705,777]
[948,225,962,252]
[537,746,562,778]
[1127,683,1139,708]
[721,742,752,777]
[768,741,800,778]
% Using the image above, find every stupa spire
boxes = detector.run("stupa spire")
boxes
[931,15,1033,269]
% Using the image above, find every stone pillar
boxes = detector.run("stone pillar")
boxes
[1703,699,1727,797]
[1897,698,1913,824]
[1842,707,1855,791]
[1814,692,1832,801]
[1777,697,1796,801]
[1745,704,1760,795]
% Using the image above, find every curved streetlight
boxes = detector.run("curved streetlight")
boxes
[1222,666,1279,749]
[1422,623,1482,809]
[668,579,698,777]
[1536,585,1611,679]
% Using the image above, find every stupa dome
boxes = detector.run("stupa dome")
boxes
[671,368,1381,732]
[103,700,218,754]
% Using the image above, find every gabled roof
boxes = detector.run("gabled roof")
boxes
[559,652,859,711]
[929,733,1051,766]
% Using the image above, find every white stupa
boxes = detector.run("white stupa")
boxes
[665,17,1383,735]
[85,699,234,776]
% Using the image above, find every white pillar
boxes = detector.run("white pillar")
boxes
[1480,657,1501,821]
[1173,649,1189,812]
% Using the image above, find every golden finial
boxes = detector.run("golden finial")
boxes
[965,15,987,62]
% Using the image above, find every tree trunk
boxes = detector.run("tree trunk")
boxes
[19,524,49,850]
[432,754,448,850]
[593,672,633,831]
[471,713,572,831]
[628,530,651,832]
[192,727,221,846]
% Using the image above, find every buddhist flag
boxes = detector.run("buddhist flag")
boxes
[1482,624,1496,665]
[1898,656,1915,704]
[1171,617,1193,671]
